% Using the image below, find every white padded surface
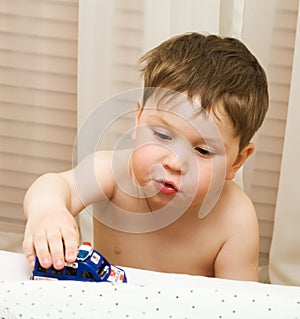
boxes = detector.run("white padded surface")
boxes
[0,251,300,318]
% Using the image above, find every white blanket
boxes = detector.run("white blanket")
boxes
[1,251,300,318]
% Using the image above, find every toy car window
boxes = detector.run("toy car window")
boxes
[51,268,63,276]
[65,266,77,277]
[37,264,48,273]
[98,265,109,279]
[77,250,89,260]
[82,271,96,281]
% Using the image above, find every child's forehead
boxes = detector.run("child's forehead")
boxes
[143,96,229,127]
[142,88,236,134]
[141,106,222,143]
[141,95,239,150]
[144,89,201,113]
[143,90,228,124]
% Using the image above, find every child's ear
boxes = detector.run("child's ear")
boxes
[135,100,142,126]
[225,143,255,180]
[132,100,142,140]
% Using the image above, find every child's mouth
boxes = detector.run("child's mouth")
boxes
[155,180,178,195]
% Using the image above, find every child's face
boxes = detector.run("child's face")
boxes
[130,94,249,217]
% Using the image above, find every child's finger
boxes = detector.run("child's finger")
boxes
[47,230,65,270]
[63,235,79,263]
[61,219,80,263]
[33,231,53,269]
[22,237,36,269]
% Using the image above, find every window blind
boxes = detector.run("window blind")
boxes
[109,0,144,94]
[96,0,144,149]
[0,0,78,236]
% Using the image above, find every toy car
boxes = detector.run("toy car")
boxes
[31,242,127,283]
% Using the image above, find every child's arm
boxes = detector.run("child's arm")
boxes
[23,172,81,270]
[23,151,115,270]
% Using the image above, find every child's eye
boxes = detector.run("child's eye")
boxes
[153,130,172,141]
[195,146,215,157]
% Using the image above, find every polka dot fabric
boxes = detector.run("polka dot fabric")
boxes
[1,251,300,318]
[1,279,300,319]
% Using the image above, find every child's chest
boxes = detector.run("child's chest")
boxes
[93,211,225,277]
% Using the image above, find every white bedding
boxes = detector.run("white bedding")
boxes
[0,250,300,318]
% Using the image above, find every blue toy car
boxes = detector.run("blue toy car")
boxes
[31,242,127,283]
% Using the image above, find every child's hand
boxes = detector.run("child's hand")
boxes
[23,209,79,270]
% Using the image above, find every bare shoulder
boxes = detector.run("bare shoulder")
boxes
[93,149,132,198]
[212,181,259,280]
[93,149,131,167]
[93,149,131,180]
[214,180,257,225]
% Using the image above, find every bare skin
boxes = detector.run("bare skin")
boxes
[94,180,259,280]
[23,105,259,281]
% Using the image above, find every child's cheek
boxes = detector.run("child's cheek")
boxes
[195,157,224,196]
[130,145,154,186]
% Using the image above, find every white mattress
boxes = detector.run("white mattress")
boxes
[0,250,300,318]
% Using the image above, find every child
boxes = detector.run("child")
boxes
[23,32,268,281]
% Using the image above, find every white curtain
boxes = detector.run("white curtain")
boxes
[269,0,300,286]
[76,0,276,246]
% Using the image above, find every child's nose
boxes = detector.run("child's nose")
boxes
[162,149,187,174]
